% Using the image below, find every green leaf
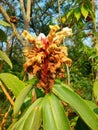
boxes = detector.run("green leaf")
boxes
[52,82,98,130]
[7,121,18,130]
[93,80,98,103]
[43,93,71,130]
[0,50,12,68]
[23,102,42,130]
[84,100,98,116]
[74,8,81,21]
[0,73,25,97]
[15,118,24,130]
[0,20,11,27]
[35,88,45,98]
[13,77,37,118]
[61,16,66,24]
[15,98,43,130]
[0,29,7,42]
[66,9,73,19]
[81,4,88,19]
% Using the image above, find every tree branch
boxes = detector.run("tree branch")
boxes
[27,0,31,21]
[0,81,14,106]
[26,0,32,29]
[0,105,12,130]
[19,0,26,20]
[0,5,25,46]
[19,0,32,30]
[57,0,60,14]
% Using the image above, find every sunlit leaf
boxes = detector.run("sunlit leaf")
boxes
[66,9,73,19]
[52,81,98,130]
[81,4,88,19]
[84,100,98,117]
[7,121,17,130]
[74,8,81,21]
[43,93,71,130]
[14,98,43,130]
[13,77,37,118]
[23,101,42,130]
[0,20,11,27]
[0,73,25,97]
[61,16,66,24]
[0,50,12,68]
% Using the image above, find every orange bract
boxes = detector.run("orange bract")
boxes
[22,25,72,93]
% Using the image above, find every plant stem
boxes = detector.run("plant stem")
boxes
[0,81,14,106]
[0,5,24,46]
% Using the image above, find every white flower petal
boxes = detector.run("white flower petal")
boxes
[37,33,46,41]
[62,27,72,36]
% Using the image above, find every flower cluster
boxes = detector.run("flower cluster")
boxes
[22,25,72,93]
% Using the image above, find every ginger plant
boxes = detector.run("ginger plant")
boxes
[6,25,98,130]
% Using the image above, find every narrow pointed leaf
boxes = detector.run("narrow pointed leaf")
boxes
[7,121,18,130]
[15,98,43,130]
[43,93,71,130]
[0,20,11,27]
[67,10,73,18]
[13,77,37,118]
[23,102,42,130]
[81,4,88,19]
[15,117,26,130]
[0,50,12,68]
[0,73,25,97]
[13,85,32,117]
[43,97,56,130]
[52,82,98,130]
[74,8,81,21]
[84,100,98,117]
